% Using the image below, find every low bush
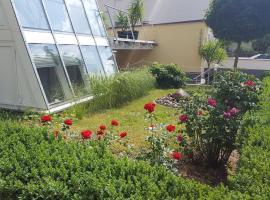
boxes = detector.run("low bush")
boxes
[87,69,155,112]
[0,121,247,199]
[149,62,186,88]
[229,76,270,199]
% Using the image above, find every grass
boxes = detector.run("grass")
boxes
[73,89,176,146]
[72,86,210,147]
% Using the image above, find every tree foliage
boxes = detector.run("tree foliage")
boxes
[199,40,227,68]
[205,0,270,68]
[128,0,144,31]
[252,34,270,54]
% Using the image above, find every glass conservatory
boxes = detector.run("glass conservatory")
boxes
[0,0,117,112]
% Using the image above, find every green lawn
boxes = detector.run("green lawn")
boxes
[73,89,179,146]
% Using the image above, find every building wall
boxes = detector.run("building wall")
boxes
[115,21,208,73]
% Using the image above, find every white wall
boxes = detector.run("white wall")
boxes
[223,58,270,70]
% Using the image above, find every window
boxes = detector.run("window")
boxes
[29,44,72,104]
[43,0,73,32]
[13,0,49,30]
[97,46,117,75]
[82,0,106,36]
[58,45,89,95]
[65,0,91,35]
[81,45,104,75]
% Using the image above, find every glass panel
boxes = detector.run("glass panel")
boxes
[82,0,106,37]
[65,0,91,34]
[43,0,73,32]
[13,0,49,30]
[81,45,104,75]
[29,44,72,104]
[58,45,89,95]
[97,46,117,75]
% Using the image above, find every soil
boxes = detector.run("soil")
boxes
[178,150,239,186]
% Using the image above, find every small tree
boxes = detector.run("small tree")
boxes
[128,0,144,32]
[205,0,270,69]
[199,40,227,69]
[116,12,128,31]
[252,34,270,54]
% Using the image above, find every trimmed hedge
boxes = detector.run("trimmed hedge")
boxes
[228,76,270,199]
[0,121,247,199]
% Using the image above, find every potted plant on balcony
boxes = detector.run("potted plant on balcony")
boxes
[116,0,144,40]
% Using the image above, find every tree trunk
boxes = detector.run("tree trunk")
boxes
[233,42,241,69]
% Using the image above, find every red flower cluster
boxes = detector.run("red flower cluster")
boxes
[244,80,255,87]
[111,119,119,126]
[119,131,128,138]
[166,124,176,132]
[64,119,73,126]
[144,102,156,113]
[177,134,184,142]
[81,130,92,140]
[223,107,240,119]
[208,98,217,107]
[41,115,52,123]
[179,114,188,122]
[99,124,106,130]
[171,151,182,160]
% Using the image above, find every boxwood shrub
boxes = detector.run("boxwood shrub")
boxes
[0,121,247,199]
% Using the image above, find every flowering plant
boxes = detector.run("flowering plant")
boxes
[179,71,262,166]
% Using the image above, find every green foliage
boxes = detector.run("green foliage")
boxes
[199,40,227,68]
[180,71,262,166]
[229,76,270,199]
[0,121,248,199]
[205,0,270,68]
[149,63,186,89]
[116,11,129,31]
[252,34,270,54]
[128,0,144,31]
[87,69,155,112]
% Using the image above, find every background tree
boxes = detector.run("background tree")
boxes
[252,34,270,54]
[199,40,227,69]
[128,0,144,32]
[205,0,270,68]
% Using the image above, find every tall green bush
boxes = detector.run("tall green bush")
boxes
[87,69,155,112]
[149,63,186,88]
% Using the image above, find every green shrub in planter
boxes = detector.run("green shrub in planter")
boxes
[149,62,186,88]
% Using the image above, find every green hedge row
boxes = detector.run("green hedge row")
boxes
[0,121,247,199]
[228,76,270,199]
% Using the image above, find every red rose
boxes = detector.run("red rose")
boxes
[179,114,188,122]
[229,107,240,115]
[99,124,106,130]
[41,115,52,123]
[244,80,255,87]
[166,124,176,132]
[64,119,73,126]
[144,102,156,113]
[177,134,184,142]
[119,131,127,138]
[81,130,92,140]
[97,130,105,135]
[111,119,119,126]
[171,151,182,160]
[208,98,217,107]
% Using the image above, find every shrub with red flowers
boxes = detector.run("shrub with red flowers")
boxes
[179,71,262,167]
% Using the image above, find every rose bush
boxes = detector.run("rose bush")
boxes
[179,71,262,166]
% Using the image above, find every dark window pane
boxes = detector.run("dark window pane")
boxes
[29,44,72,104]
[82,0,106,36]
[65,0,91,34]
[58,45,89,95]
[97,46,117,75]
[43,0,73,32]
[81,45,104,75]
[13,0,49,30]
